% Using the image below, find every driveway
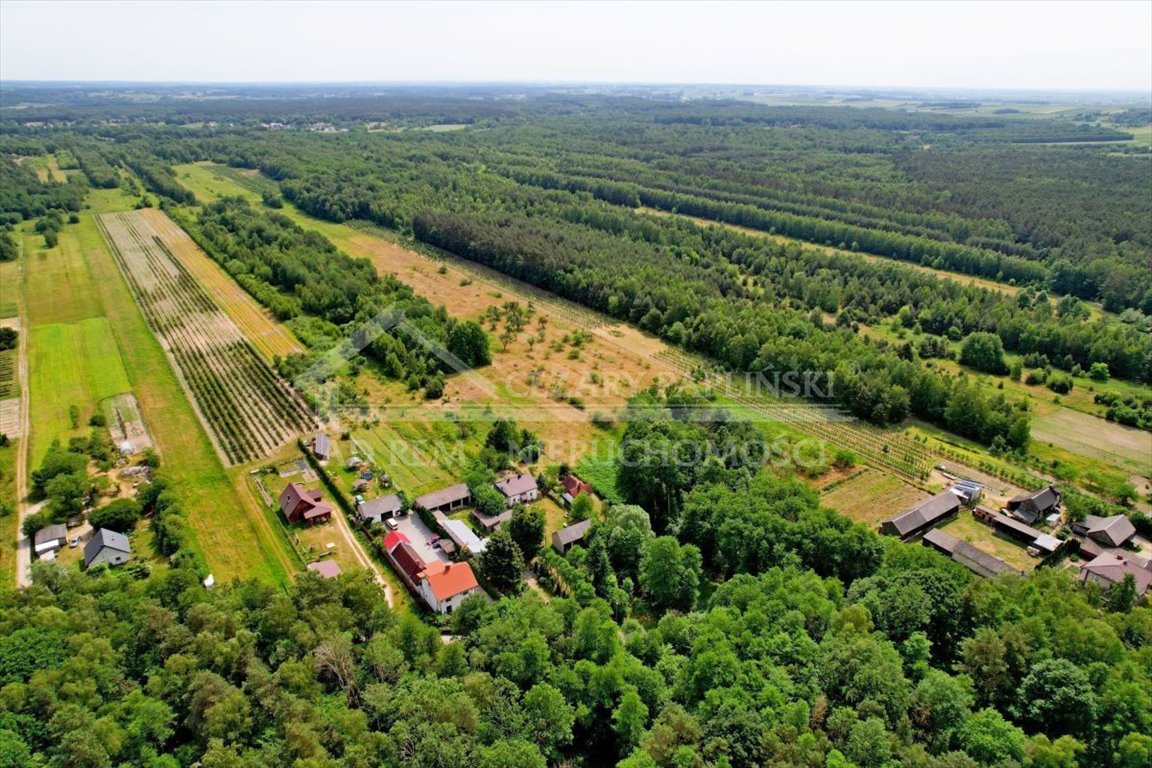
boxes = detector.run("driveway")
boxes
[393,513,451,566]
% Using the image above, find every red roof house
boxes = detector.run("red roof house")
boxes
[279,483,333,525]
[382,530,410,554]
[561,474,594,500]
[391,541,426,585]
[419,561,482,613]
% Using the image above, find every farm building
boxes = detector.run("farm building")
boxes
[306,560,342,579]
[311,433,331,461]
[922,528,1021,579]
[419,561,483,613]
[84,529,132,569]
[880,490,962,539]
[33,523,68,557]
[1071,514,1137,548]
[357,493,404,526]
[442,518,486,555]
[279,483,333,525]
[552,519,593,554]
[346,455,364,470]
[414,483,471,514]
[1005,485,1061,524]
[561,473,594,504]
[1078,553,1151,600]
[494,473,539,507]
[974,507,1062,556]
[472,508,513,533]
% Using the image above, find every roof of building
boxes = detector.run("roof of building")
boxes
[553,519,594,547]
[422,560,480,602]
[83,528,131,566]
[1032,534,1062,553]
[382,530,410,553]
[33,523,68,545]
[358,494,403,520]
[922,528,1020,579]
[1084,514,1137,548]
[313,433,330,457]
[307,560,342,579]
[1079,553,1152,595]
[414,483,471,510]
[442,518,486,554]
[494,472,537,498]
[392,541,427,582]
[988,513,1045,540]
[562,474,593,498]
[883,491,962,537]
[1008,485,1060,514]
[472,508,513,530]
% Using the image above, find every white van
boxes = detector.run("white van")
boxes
[384,518,399,531]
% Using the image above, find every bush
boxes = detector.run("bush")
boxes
[88,498,142,533]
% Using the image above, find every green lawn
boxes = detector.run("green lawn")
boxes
[27,318,131,465]
[0,440,18,589]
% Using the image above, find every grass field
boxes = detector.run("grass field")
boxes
[26,213,296,585]
[26,319,131,464]
[820,468,927,527]
[0,440,17,588]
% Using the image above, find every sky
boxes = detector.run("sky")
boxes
[1,0,1150,92]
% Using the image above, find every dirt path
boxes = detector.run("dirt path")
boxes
[329,504,394,607]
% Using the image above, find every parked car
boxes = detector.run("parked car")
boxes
[69,536,81,549]
[384,518,399,531]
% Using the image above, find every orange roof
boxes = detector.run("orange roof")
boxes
[423,561,479,602]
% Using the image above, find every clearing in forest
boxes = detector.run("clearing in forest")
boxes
[96,210,316,466]
[820,468,927,527]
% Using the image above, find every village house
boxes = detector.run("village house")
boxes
[83,528,132,569]
[552,519,593,554]
[494,473,539,507]
[1071,514,1137,549]
[390,541,427,589]
[1004,485,1061,525]
[414,483,471,515]
[419,560,483,613]
[561,473,594,505]
[356,493,404,526]
[1078,553,1151,600]
[33,523,68,558]
[880,490,961,539]
[279,482,333,526]
[306,560,342,579]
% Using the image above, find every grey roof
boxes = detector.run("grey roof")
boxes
[989,514,1044,541]
[313,433,331,457]
[357,493,403,521]
[414,483,470,510]
[553,519,593,547]
[883,491,961,537]
[1085,514,1137,548]
[33,523,68,545]
[1007,485,1060,519]
[495,472,537,498]
[83,528,131,566]
[922,528,1019,579]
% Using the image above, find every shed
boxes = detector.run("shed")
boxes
[922,528,1022,579]
[442,519,486,555]
[312,433,331,461]
[33,523,68,555]
[552,519,593,554]
[880,491,962,539]
[357,493,403,525]
[414,483,472,514]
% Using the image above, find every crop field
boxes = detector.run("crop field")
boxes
[140,209,303,361]
[96,211,316,465]
[820,468,927,527]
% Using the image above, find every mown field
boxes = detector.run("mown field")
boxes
[26,212,297,584]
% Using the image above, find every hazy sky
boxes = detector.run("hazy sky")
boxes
[2,0,1150,91]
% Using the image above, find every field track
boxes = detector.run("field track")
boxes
[96,210,316,465]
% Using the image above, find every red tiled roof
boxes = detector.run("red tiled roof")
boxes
[562,474,593,497]
[382,530,410,553]
[391,541,426,582]
[423,561,480,601]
